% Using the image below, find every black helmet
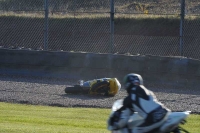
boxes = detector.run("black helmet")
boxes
[123,73,143,93]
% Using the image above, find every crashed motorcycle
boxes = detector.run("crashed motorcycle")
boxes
[65,78,121,96]
[107,99,191,133]
[64,79,110,94]
[64,84,90,94]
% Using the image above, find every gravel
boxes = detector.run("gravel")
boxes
[0,75,199,114]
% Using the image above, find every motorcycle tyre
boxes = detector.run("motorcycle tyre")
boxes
[65,86,90,94]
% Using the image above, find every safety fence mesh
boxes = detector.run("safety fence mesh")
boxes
[0,0,200,59]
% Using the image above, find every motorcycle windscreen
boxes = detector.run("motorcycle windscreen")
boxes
[112,99,124,111]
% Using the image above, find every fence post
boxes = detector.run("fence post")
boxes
[110,0,114,53]
[44,0,49,50]
[179,0,185,56]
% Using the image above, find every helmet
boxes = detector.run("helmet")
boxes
[123,73,143,92]
[108,78,121,96]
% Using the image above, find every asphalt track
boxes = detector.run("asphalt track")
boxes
[0,75,200,114]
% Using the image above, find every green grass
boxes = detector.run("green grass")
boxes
[0,102,110,133]
[0,102,199,133]
[182,114,200,133]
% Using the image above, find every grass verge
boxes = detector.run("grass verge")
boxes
[0,102,199,133]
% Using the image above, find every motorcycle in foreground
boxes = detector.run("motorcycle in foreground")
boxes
[107,99,191,133]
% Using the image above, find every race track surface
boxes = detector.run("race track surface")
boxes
[0,75,200,113]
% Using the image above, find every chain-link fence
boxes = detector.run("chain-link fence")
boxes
[0,0,200,59]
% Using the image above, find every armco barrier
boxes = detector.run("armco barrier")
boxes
[0,49,200,88]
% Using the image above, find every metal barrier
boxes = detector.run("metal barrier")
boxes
[0,0,200,59]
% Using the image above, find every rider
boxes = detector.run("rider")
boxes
[108,73,171,132]
[80,78,121,97]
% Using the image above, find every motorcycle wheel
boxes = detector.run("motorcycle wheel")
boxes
[64,85,90,94]
[146,127,181,133]
[171,127,181,133]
